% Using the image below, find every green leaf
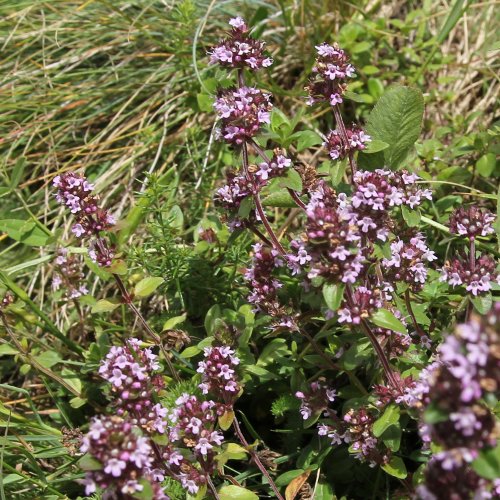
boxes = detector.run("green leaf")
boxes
[382,456,407,479]
[363,139,389,154]
[10,157,26,189]
[218,410,235,431]
[134,277,164,298]
[78,454,101,471]
[380,424,402,452]
[0,344,18,356]
[270,108,291,132]
[0,219,50,247]
[472,444,500,480]
[476,153,496,177]
[330,160,346,186]
[219,485,259,500]
[61,368,82,395]
[34,350,62,369]
[292,130,322,152]
[162,313,187,330]
[402,206,421,227]
[133,479,154,500]
[238,196,253,218]
[371,309,407,334]
[365,86,424,169]
[344,90,369,103]
[472,293,492,315]
[373,405,400,437]
[92,298,120,313]
[197,93,213,112]
[322,283,344,311]
[276,469,305,487]
[108,259,127,275]
[261,190,297,208]
[70,396,87,409]
[279,169,302,192]
[180,346,201,358]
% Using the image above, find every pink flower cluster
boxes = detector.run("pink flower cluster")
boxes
[324,126,371,160]
[306,43,355,106]
[295,181,364,284]
[209,17,273,71]
[53,172,116,266]
[449,206,495,240]
[52,248,88,299]
[295,380,336,420]
[256,151,292,181]
[337,286,383,324]
[440,252,499,296]
[382,233,437,291]
[245,243,284,312]
[318,407,391,466]
[165,394,224,493]
[80,416,167,499]
[197,346,241,406]
[99,338,166,433]
[415,307,500,499]
[214,86,272,144]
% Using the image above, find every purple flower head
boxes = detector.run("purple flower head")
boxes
[323,126,371,161]
[214,87,272,145]
[449,206,496,240]
[337,286,384,325]
[80,416,161,497]
[382,233,437,291]
[306,43,355,105]
[209,18,273,71]
[53,172,116,267]
[99,339,166,430]
[440,253,499,296]
[197,345,241,407]
[52,248,88,300]
[295,379,336,420]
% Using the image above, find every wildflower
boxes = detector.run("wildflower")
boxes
[295,379,336,420]
[337,286,384,325]
[53,172,115,267]
[209,18,273,71]
[306,43,355,105]
[449,206,496,240]
[99,339,166,432]
[80,416,163,498]
[52,248,88,299]
[323,126,371,160]
[295,181,365,284]
[440,253,499,296]
[197,345,241,407]
[414,307,500,498]
[382,233,437,291]
[214,87,272,145]
[317,407,391,466]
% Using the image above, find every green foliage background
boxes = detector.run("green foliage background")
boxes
[0,0,498,498]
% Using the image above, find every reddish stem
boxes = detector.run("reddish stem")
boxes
[332,105,357,180]
[232,417,284,500]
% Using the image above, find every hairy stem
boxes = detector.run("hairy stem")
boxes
[206,475,221,500]
[112,273,181,382]
[466,239,476,321]
[404,289,425,338]
[232,418,284,500]
[332,105,357,180]
[345,285,400,391]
